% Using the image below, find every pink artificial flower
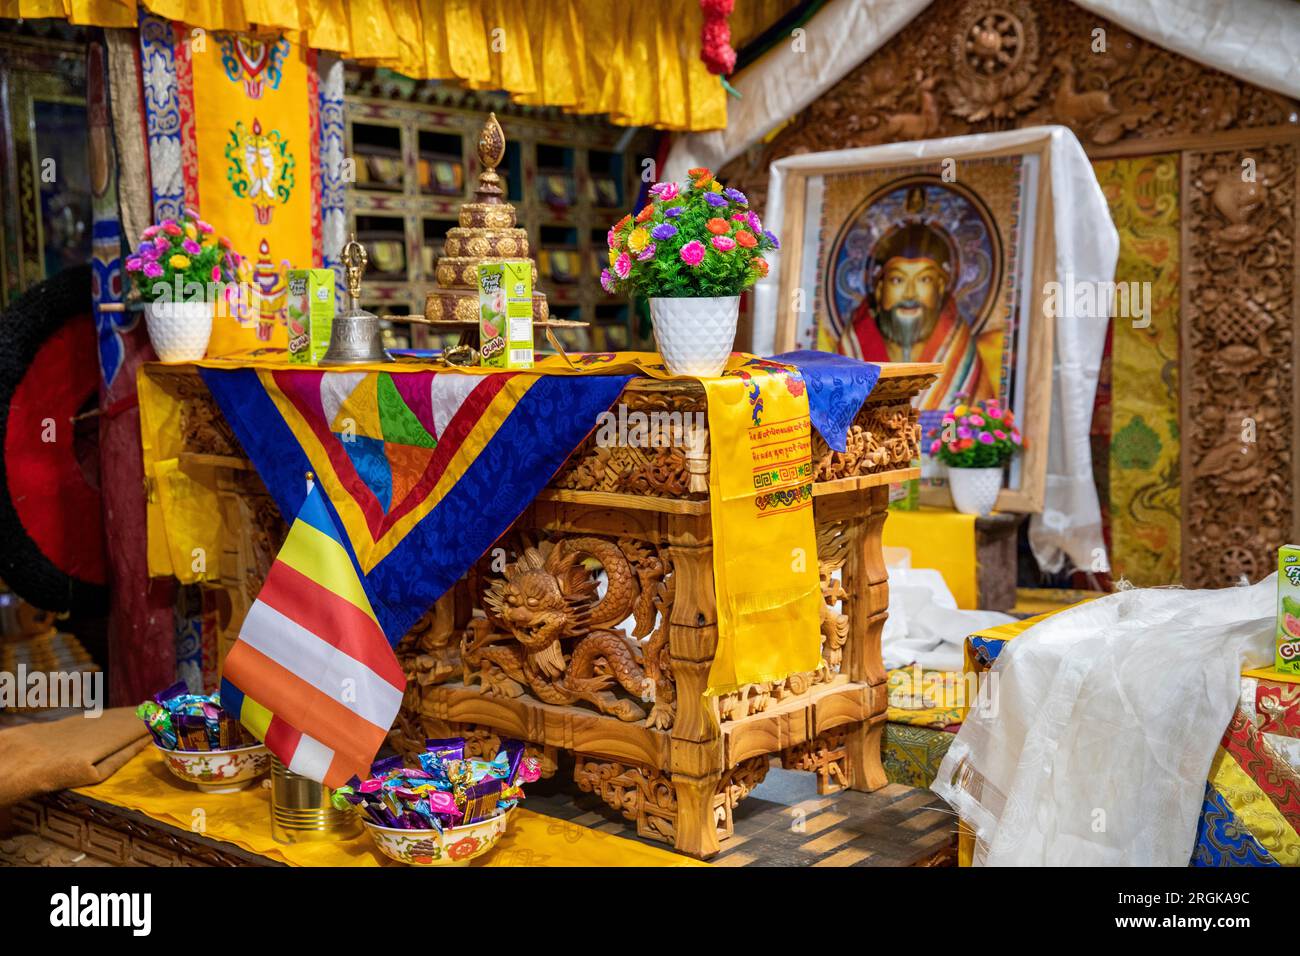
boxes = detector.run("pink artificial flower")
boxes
[138,243,159,261]
[182,238,202,255]
[942,413,954,424]
[143,260,163,279]
[1011,429,1022,443]
[994,429,1006,440]
[969,414,985,426]
[614,252,632,279]
[978,432,995,445]
[607,228,619,249]
[600,268,615,293]
[196,219,214,234]
[649,181,679,201]
[929,439,940,455]
[125,256,142,272]
[732,213,748,221]
[711,235,736,252]
[154,236,170,254]
[679,240,706,266]
[142,225,160,239]
[162,220,182,236]
[636,242,656,261]
[211,264,222,282]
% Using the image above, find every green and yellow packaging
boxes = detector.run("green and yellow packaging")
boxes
[287,269,336,364]
[477,260,533,369]
[1277,544,1300,676]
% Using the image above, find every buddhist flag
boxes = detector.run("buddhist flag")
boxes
[219,483,405,787]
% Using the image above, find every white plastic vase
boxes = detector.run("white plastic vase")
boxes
[146,300,213,363]
[649,295,739,378]
[947,466,1003,516]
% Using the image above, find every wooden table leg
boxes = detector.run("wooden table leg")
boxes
[845,485,890,792]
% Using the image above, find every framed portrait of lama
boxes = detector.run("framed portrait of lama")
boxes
[769,134,1056,513]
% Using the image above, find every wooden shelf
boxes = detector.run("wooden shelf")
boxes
[343,84,655,350]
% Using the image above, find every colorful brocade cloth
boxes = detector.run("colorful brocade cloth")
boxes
[74,749,700,867]
[138,351,872,694]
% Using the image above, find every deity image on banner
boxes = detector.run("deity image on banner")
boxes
[823,174,1008,413]
[780,152,1044,505]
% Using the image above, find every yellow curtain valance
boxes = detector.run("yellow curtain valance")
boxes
[0,0,812,132]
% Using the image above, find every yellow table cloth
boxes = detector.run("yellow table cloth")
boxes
[881,506,978,609]
[74,750,702,867]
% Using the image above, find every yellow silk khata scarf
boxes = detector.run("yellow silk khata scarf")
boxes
[137,351,824,695]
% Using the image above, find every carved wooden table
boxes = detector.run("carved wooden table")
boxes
[143,360,937,860]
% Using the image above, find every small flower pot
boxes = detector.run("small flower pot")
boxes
[649,295,739,378]
[947,466,1003,516]
[145,300,213,363]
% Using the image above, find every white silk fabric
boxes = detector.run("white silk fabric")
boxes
[932,576,1278,866]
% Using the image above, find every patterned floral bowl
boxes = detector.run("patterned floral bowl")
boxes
[363,808,513,866]
[156,743,272,794]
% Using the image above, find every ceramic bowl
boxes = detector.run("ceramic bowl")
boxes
[363,808,513,866]
[156,742,272,793]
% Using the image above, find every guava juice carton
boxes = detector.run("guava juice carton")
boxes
[286,269,336,364]
[477,260,533,369]
[1277,544,1300,676]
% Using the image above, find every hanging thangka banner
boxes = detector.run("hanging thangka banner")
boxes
[169,22,322,354]
[1093,154,1182,587]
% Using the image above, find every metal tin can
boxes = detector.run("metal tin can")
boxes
[269,758,361,844]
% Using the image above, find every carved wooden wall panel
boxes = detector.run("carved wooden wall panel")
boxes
[720,0,1300,587]
[1181,142,1297,587]
[722,0,1298,212]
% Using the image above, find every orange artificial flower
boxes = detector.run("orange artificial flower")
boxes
[687,167,712,179]
[635,204,655,223]
[615,214,632,232]
[706,218,730,235]
[752,258,769,277]
[735,229,757,248]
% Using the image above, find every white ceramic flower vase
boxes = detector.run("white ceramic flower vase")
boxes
[649,295,740,378]
[947,466,1004,516]
[146,300,213,363]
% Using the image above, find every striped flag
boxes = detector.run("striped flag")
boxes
[219,483,404,787]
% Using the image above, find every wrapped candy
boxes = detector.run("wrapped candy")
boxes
[335,738,533,830]
[137,685,255,752]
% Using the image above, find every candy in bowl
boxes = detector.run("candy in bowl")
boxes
[363,808,513,866]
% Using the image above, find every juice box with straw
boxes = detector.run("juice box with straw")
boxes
[477,261,533,369]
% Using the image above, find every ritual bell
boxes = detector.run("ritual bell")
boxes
[320,234,393,365]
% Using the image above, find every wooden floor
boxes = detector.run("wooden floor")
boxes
[524,759,959,866]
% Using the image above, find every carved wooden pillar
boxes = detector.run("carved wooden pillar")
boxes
[664,512,724,859]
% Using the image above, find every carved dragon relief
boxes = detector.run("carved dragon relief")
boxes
[461,535,676,728]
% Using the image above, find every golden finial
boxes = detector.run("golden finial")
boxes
[341,233,367,309]
[474,113,506,204]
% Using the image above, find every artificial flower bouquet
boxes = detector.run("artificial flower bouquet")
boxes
[124,209,251,362]
[602,168,778,376]
[125,209,248,302]
[601,168,777,298]
[927,397,1023,468]
[926,397,1023,515]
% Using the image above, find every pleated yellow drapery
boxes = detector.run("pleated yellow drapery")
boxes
[0,0,731,130]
